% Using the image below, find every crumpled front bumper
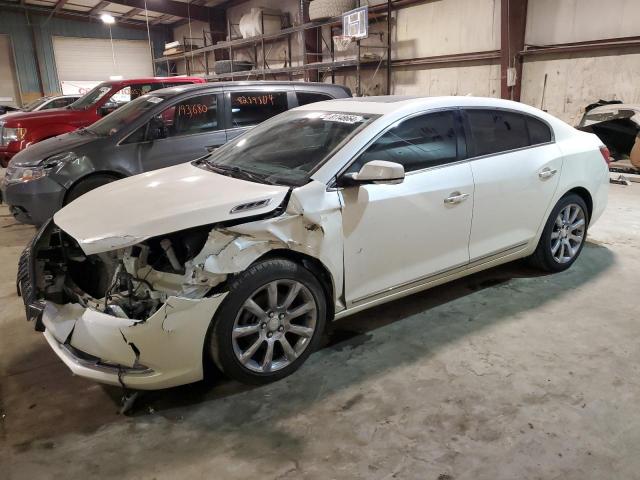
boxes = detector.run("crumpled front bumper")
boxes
[17,221,229,390]
[40,295,227,390]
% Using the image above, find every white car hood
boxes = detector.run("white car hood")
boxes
[54,162,290,255]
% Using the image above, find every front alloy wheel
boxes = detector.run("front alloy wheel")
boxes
[232,280,318,373]
[209,258,327,385]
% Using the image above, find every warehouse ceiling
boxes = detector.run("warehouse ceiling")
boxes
[0,0,235,26]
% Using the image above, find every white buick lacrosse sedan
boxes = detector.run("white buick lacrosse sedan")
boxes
[19,96,609,389]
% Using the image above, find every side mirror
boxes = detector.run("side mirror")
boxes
[340,160,405,186]
[99,102,119,117]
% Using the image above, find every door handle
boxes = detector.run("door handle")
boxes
[538,167,558,179]
[444,192,470,204]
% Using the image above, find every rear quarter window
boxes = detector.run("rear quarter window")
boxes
[527,117,552,145]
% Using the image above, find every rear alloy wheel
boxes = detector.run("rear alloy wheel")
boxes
[209,258,326,385]
[529,193,589,272]
[550,203,586,264]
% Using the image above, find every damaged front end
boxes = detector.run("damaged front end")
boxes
[18,181,344,390]
[18,220,230,389]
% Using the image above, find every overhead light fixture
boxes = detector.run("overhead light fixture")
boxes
[100,13,115,24]
[101,13,118,77]
[109,75,123,80]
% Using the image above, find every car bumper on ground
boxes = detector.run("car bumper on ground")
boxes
[37,294,227,390]
[1,176,66,225]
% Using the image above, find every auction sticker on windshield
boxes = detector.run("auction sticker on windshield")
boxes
[320,113,365,124]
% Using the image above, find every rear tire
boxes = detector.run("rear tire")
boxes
[208,258,327,385]
[528,193,589,273]
[64,174,119,205]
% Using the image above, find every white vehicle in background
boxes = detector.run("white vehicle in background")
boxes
[19,96,609,390]
[0,95,81,117]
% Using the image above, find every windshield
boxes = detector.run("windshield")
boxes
[23,97,49,111]
[87,95,166,136]
[202,110,375,186]
[69,83,112,110]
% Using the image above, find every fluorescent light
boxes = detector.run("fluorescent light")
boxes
[109,75,123,80]
[100,13,116,24]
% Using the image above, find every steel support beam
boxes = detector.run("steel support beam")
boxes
[106,0,217,23]
[500,0,528,101]
[301,0,320,82]
[522,36,640,57]
[392,50,501,67]
[121,7,143,19]
[53,0,68,12]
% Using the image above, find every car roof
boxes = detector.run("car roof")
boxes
[295,95,559,118]
[152,80,351,96]
[102,77,203,88]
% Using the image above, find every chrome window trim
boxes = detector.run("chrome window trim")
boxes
[327,106,558,188]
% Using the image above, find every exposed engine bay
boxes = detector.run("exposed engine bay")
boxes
[33,222,227,321]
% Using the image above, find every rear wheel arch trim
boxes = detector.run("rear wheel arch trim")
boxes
[565,186,593,223]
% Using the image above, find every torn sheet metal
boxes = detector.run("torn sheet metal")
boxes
[186,180,345,310]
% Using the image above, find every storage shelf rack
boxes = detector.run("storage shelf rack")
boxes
[153,1,393,96]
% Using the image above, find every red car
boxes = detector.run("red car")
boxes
[0,77,205,167]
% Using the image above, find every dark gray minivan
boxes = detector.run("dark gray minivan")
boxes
[1,81,351,225]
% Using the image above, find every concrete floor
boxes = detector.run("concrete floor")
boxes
[1,184,639,480]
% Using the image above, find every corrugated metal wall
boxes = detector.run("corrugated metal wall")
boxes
[0,10,169,103]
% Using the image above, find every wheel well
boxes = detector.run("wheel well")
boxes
[258,249,336,321]
[64,171,125,204]
[566,187,593,221]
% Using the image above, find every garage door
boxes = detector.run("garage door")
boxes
[0,35,20,108]
[52,36,153,83]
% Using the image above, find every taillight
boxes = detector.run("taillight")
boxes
[599,145,613,165]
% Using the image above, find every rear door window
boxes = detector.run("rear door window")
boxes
[230,91,289,128]
[466,110,530,156]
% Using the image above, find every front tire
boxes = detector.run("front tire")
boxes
[208,258,327,385]
[528,193,589,272]
[64,174,119,205]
